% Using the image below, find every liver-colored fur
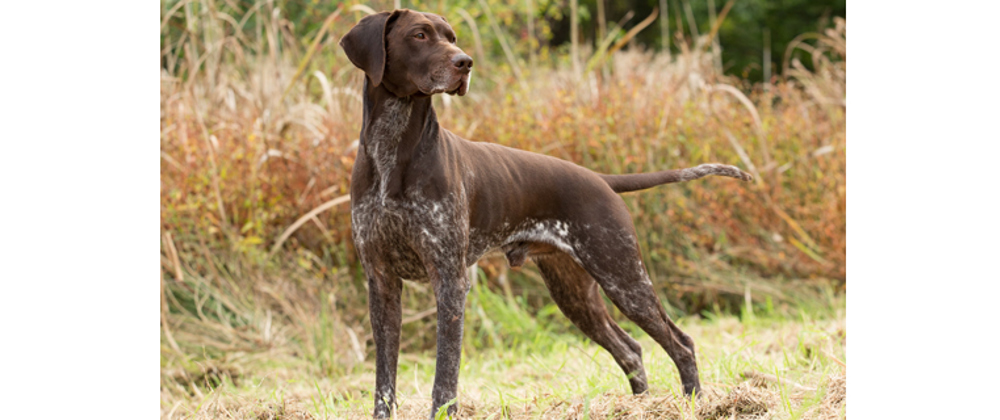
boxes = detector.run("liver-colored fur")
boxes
[339,9,752,418]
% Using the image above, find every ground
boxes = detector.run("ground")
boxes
[161,299,845,420]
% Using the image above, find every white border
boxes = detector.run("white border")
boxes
[851,1,1000,418]
[0,1,158,417]
[3,1,1000,418]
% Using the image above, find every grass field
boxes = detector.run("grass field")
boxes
[160,269,845,419]
[160,2,845,418]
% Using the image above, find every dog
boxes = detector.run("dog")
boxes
[339,9,752,418]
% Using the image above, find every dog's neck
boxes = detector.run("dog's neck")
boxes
[360,78,440,204]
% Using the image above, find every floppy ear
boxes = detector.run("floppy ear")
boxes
[339,11,399,87]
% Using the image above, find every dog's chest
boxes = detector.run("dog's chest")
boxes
[351,197,423,280]
[352,96,473,278]
[351,193,466,280]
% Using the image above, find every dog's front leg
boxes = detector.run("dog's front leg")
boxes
[429,265,471,419]
[368,270,403,419]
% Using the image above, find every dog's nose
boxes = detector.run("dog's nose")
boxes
[451,54,473,71]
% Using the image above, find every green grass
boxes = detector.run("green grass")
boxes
[161,268,844,419]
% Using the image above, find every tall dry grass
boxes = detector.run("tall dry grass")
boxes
[160,0,845,399]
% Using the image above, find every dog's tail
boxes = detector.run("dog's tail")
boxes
[600,163,753,194]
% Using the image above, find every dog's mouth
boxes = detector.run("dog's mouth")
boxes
[447,78,467,96]
[451,73,471,96]
[422,72,470,97]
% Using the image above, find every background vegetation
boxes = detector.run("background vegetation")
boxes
[160,0,845,417]
[162,0,844,83]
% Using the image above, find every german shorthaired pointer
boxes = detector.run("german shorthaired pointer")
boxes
[339,9,752,418]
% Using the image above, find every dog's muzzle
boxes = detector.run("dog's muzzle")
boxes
[448,53,473,96]
[448,72,471,96]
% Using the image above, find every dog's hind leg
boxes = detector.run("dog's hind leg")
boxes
[572,220,702,396]
[367,270,404,418]
[534,252,649,394]
[597,272,702,396]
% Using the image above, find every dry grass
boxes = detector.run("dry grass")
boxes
[160,3,846,302]
[160,2,845,419]
[160,299,846,419]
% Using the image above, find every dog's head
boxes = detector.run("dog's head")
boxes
[340,9,472,97]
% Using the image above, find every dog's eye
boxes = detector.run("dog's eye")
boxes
[414,33,425,40]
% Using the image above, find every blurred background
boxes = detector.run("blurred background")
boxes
[160,0,845,416]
